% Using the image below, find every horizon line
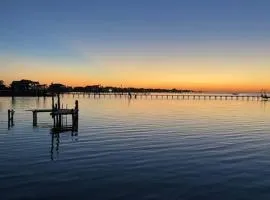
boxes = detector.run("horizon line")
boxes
[1,78,268,94]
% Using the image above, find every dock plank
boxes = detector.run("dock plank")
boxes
[26,109,52,112]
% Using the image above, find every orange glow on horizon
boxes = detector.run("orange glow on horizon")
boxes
[2,76,270,93]
[1,53,270,93]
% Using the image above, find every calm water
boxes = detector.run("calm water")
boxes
[1,95,270,200]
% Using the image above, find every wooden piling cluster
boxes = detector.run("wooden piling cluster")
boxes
[8,109,15,128]
[50,94,79,132]
[28,93,79,132]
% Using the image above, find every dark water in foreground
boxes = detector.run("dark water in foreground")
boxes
[1,95,270,200]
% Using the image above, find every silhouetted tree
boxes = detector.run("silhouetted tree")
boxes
[11,79,39,92]
[0,80,6,90]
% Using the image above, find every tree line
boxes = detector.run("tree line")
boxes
[0,79,193,96]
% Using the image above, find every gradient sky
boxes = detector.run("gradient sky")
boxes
[1,0,270,92]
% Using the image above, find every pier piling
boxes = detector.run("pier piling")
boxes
[33,111,37,126]
[8,110,10,127]
[8,109,15,128]
[27,93,79,132]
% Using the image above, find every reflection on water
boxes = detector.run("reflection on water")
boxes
[50,130,78,161]
[50,132,60,161]
[0,95,270,200]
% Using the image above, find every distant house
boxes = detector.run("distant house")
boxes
[11,79,40,93]
[48,83,69,93]
[73,87,84,92]
[84,85,101,93]
[38,84,47,90]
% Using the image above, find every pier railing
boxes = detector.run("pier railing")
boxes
[69,92,266,101]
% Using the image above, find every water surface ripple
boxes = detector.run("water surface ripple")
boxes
[0,96,270,199]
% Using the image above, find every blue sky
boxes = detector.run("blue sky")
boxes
[1,0,270,91]
[1,0,269,54]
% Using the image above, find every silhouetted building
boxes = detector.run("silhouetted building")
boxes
[85,85,101,93]
[11,79,40,93]
[73,87,85,92]
[48,83,70,93]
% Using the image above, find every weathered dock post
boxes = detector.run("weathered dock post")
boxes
[8,110,10,127]
[51,94,55,127]
[52,94,55,110]
[8,109,15,127]
[33,111,37,126]
[57,93,62,127]
[72,100,79,132]
[57,93,60,108]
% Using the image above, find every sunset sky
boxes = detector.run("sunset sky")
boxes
[1,0,270,92]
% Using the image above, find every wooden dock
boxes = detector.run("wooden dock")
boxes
[69,92,267,101]
[27,94,79,132]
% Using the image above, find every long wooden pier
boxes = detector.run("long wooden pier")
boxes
[69,92,268,101]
